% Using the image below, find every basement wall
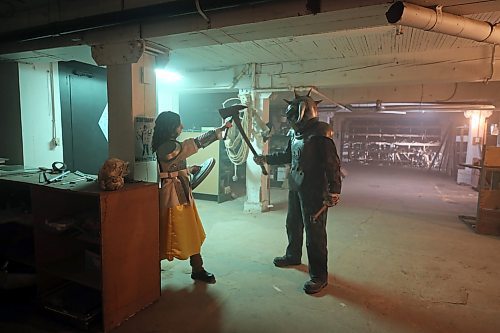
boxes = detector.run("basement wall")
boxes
[18,62,63,168]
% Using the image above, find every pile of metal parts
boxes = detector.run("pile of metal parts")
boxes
[38,162,96,185]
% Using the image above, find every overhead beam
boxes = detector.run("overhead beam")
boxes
[1,0,500,56]
[146,3,389,49]
[314,81,500,105]
[0,1,389,55]
[253,45,500,88]
[166,44,500,94]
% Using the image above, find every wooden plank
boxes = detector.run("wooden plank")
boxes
[101,183,160,332]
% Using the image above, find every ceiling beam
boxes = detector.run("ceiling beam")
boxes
[146,3,389,49]
[315,81,500,105]
[0,1,390,55]
[252,45,500,88]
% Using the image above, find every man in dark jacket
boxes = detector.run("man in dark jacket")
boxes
[254,91,342,294]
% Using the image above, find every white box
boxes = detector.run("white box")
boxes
[277,167,287,181]
[457,168,471,185]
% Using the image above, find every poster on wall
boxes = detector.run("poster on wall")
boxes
[135,116,155,162]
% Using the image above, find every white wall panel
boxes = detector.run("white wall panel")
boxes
[18,62,64,168]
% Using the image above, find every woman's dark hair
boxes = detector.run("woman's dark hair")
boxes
[151,111,181,152]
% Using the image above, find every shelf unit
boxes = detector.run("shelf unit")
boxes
[341,119,442,168]
[0,177,35,270]
[0,172,160,332]
[476,146,500,236]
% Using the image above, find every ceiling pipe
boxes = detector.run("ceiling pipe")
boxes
[386,1,500,45]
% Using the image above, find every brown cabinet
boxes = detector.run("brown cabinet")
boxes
[0,172,160,331]
[476,146,500,236]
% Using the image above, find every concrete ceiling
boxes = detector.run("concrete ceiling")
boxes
[1,0,500,106]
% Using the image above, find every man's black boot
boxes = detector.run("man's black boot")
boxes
[273,256,301,267]
[303,280,327,294]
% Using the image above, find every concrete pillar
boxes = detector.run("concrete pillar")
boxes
[240,90,271,212]
[462,110,493,185]
[91,40,159,181]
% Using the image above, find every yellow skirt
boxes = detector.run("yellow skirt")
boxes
[159,201,206,261]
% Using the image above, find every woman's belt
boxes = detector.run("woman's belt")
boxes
[159,168,188,179]
[159,168,191,206]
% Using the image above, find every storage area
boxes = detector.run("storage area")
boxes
[476,146,500,235]
[0,172,160,332]
[341,118,443,168]
[0,177,36,299]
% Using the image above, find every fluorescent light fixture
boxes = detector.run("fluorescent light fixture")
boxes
[155,69,182,83]
[378,111,406,115]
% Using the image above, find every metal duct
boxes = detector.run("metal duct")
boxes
[386,1,500,45]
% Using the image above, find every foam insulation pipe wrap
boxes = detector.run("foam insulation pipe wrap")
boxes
[386,1,500,44]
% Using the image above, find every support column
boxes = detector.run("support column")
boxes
[462,110,493,186]
[91,40,160,181]
[240,90,271,212]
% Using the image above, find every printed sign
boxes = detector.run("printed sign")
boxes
[135,116,155,162]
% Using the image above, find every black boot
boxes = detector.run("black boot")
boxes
[273,255,301,267]
[191,269,216,284]
[303,279,327,294]
[190,254,216,284]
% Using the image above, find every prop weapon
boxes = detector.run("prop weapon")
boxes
[312,194,339,223]
[218,105,268,176]
[311,205,328,223]
[191,158,216,190]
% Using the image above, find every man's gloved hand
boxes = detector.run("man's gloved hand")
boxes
[323,193,340,207]
[253,155,266,166]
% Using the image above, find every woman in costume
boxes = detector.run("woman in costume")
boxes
[152,111,231,284]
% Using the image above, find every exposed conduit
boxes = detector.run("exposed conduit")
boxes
[485,44,497,83]
[195,0,211,25]
[386,1,500,45]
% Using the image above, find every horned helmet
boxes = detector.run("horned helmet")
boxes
[284,90,322,130]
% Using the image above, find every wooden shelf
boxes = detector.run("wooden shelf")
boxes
[1,176,160,333]
[476,147,500,236]
[42,254,102,290]
[5,239,35,267]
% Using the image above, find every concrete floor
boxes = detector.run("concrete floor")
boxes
[2,164,500,333]
[114,164,500,333]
